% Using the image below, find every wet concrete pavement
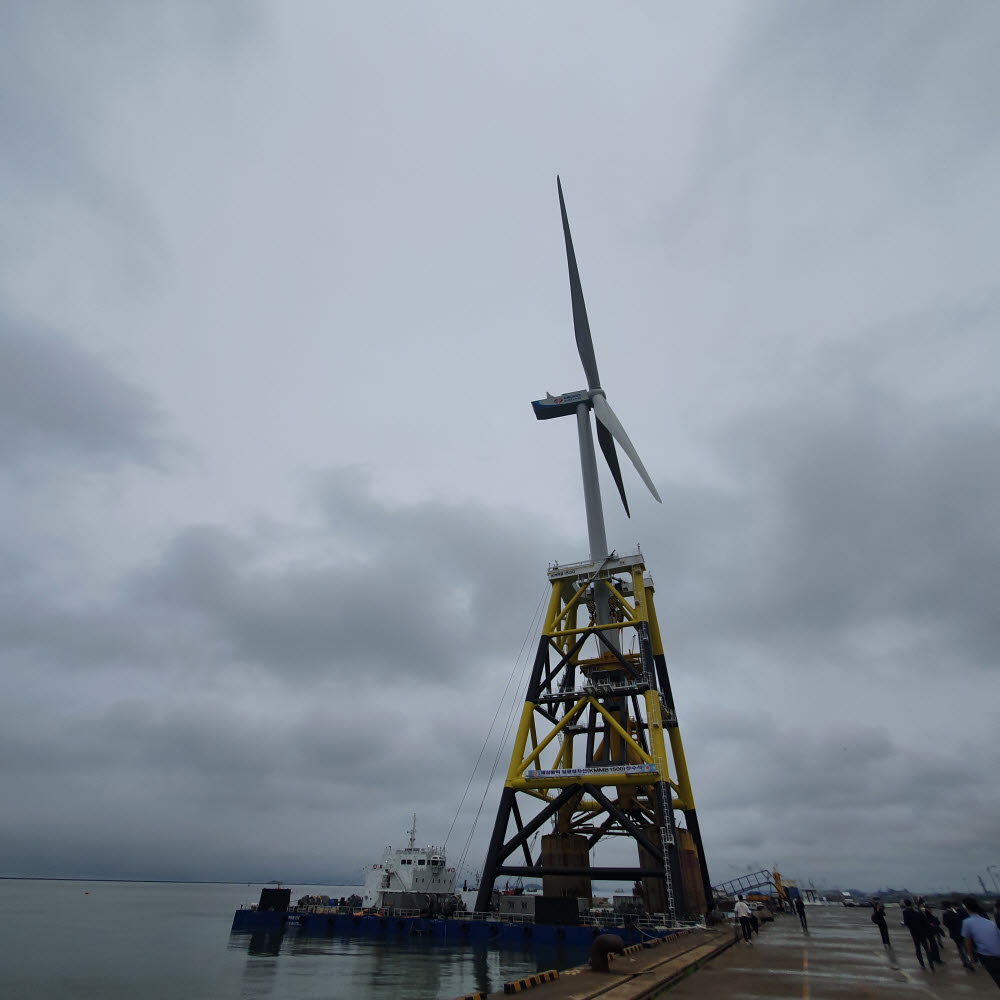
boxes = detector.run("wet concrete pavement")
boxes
[667,905,997,998]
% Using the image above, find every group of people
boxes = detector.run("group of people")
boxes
[878,896,1000,986]
[733,893,808,943]
[733,890,1000,988]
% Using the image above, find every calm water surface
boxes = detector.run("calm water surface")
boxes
[0,880,585,1000]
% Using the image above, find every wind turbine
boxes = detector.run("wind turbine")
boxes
[474,179,711,923]
[532,177,661,640]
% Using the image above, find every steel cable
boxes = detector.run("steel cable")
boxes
[451,584,547,880]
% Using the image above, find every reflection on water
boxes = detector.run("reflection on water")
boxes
[229,928,584,1000]
[3,879,576,1000]
[245,931,285,956]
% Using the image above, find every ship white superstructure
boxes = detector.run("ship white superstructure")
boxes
[361,816,456,909]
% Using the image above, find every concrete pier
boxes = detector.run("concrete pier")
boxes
[477,925,734,1000]
[669,905,997,998]
[480,906,999,999]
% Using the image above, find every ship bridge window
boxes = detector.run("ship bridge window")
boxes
[417,860,425,866]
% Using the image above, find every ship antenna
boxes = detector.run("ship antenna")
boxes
[408,813,416,850]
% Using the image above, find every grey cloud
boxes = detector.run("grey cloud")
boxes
[125,471,556,681]
[0,1,264,301]
[737,2,999,153]
[0,469,564,879]
[0,651,519,881]
[689,719,998,887]
[665,1,1000,270]
[1,469,555,690]
[0,309,167,466]
[656,345,1000,669]
[726,391,999,635]
[2,1,996,894]
[4,361,993,885]
[0,0,261,190]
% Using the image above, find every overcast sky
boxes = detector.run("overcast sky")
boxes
[2,1,998,897]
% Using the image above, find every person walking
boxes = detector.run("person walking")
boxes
[962,896,1000,988]
[734,895,754,944]
[922,904,945,965]
[942,901,975,970]
[871,902,891,948]
[794,895,808,932]
[902,899,938,970]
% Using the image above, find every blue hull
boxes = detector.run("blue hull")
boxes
[231,909,673,951]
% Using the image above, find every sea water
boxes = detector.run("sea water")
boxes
[0,879,585,1000]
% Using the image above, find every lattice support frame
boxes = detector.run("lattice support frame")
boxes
[474,553,711,920]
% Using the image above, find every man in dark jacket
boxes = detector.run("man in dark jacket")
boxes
[794,895,808,932]
[871,901,891,948]
[902,899,938,970]
[942,901,975,970]
[922,904,945,965]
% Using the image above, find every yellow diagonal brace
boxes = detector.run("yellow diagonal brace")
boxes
[541,581,566,635]
[556,725,578,770]
[550,579,590,633]
[524,788,554,804]
[517,696,588,772]
[589,698,654,765]
[505,703,538,783]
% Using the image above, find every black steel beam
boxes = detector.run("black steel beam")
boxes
[585,812,619,850]
[683,808,714,910]
[631,693,650,754]
[510,798,533,867]
[475,786,516,913]
[594,627,642,677]
[583,784,663,863]
[539,633,590,696]
[525,637,552,704]
[497,784,582,862]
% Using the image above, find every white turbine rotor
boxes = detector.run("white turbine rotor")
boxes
[591,392,662,504]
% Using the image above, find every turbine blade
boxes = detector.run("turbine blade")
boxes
[592,393,662,503]
[596,419,630,518]
[557,176,601,392]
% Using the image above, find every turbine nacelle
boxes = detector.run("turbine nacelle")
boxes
[531,388,591,421]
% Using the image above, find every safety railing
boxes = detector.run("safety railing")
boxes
[240,903,702,930]
[452,910,534,924]
[242,904,423,917]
